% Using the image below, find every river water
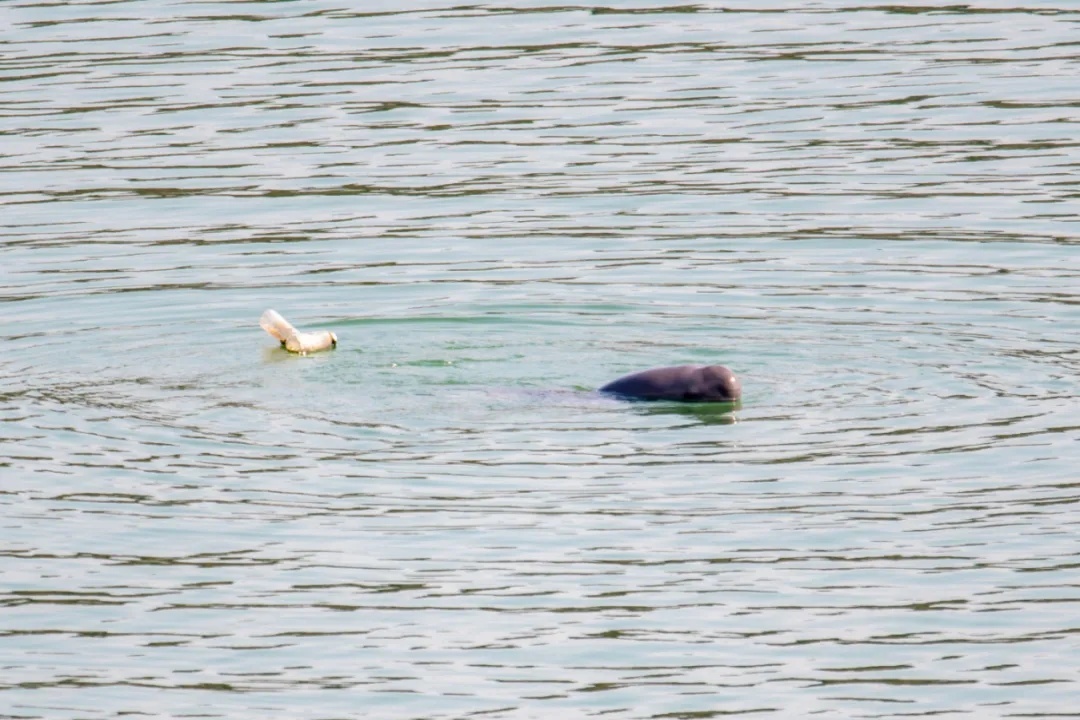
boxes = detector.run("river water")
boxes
[2,1,1078,718]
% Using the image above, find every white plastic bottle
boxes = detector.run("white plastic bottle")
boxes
[260,309,337,355]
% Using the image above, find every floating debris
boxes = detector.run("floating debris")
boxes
[260,309,337,355]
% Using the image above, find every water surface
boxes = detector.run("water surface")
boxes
[2,1,1078,718]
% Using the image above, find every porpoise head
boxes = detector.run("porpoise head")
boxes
[684,365,741,403]
[599,364,742,403]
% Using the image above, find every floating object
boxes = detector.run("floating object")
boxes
[599,365,741,403]
[260,309,337,355]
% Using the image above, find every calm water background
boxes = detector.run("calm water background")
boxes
[2,1,1078,718]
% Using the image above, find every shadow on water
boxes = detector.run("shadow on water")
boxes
[633,399,740,426]
[521,385,743,425]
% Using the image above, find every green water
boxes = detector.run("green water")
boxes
[2,2,1078,718]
